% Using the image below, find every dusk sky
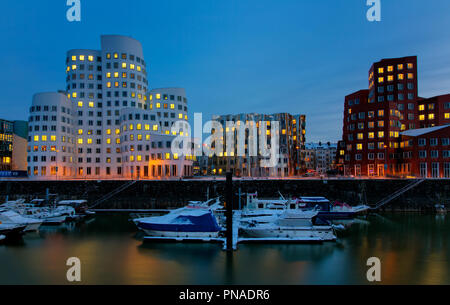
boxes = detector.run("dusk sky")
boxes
[1,0,450,142]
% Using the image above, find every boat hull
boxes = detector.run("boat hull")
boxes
[42,216,67,225]
[317,211,358,220]
[142,229,220,239]
[241,226,336,241]
[24,221,43,232]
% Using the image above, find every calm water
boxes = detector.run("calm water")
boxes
[1,213,449,285]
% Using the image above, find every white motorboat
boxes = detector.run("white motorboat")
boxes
[19,207,67,225]
[0,210,43,232]
[134,202,223,238]
[240,210,336,242]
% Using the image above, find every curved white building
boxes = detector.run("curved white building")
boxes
[27,35,193,180]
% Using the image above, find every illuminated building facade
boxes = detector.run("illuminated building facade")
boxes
[336,56,450,178]
[210,113,306,177]
[0,119,28,173]
[27,35,193,180]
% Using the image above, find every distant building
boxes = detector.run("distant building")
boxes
[210,113,306,177]
[0,119,28,174]
[304,142,337,174]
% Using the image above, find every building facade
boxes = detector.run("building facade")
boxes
[304,142,337,175]
[0,119,28,174]
[210,113,306,177]
[336,56,450,178]
[399,125,450,178]
[27,35,193,180]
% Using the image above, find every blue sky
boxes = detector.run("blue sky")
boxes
[1,0,450,142]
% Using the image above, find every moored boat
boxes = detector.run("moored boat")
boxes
[135,206,223,238]
[0,223,27,239]
[0,211,43,232]
[240,209,336,242]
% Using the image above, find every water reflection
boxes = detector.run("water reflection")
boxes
[0,214,449,284]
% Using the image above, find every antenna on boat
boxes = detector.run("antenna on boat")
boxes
[278,191,285,200]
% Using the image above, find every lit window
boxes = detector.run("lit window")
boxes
[419,105,425,111]
[149,95,153,101]
[153,125,158,131]
[122,62,127,69]
[78,129,83,135]
[387,75,394,82]
[398,74,404,80]
[78,101,83,107]
[387,66,393,72]
[156,94,161,99]
[407,73,414,79]
[137,155,142,161]
[156,103,161,109]
[165,153,171,160]
[130,64,135,70]
[419,115,425,121]
[129,124,134,130]
[51,135,56,142]
[107,82,111,88]
[174,153,179,160]
[88,55,94,62]
[137,66,141,72]
[357,144,363,150]
[179,113,183,119]
[106,53,111,59]
[429,113,435,120]
[398,64,404,70]
[79,55,85,61]
[368,132,374,139]
[378,131,384,138]
[106,138,111,144]
[42,135,48,141]
[115,129,120,135]
[114,72,119,78]
[89,101,94,108]
[145,124,150,130]
[71,55,77,61]
[114,53,118,59]
[34,135,39,142]
[72,65,77,70]
[378,77,384,83]
[170,104,175,109]
[87,139,93,144]
[445,113,450,119]
[407,63,414,69]
[137,124,142,130]
[106,72,111,78]
[78,138,83,144]
[378,68,384,74]
[72,92,77,98]
[106,129,111,135]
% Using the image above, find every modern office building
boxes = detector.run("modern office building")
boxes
[210,113,306,177]
[27,35,193,180]
[0,119,28,174]
[336,56,450,178]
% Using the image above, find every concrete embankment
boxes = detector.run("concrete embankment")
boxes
[0,179,448,211]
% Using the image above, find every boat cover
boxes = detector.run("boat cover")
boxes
[138,209,221,233]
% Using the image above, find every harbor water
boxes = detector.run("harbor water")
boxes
[0,213,449,285]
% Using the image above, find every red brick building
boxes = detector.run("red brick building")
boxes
[336,56,450,178]
[400,125,450,178]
